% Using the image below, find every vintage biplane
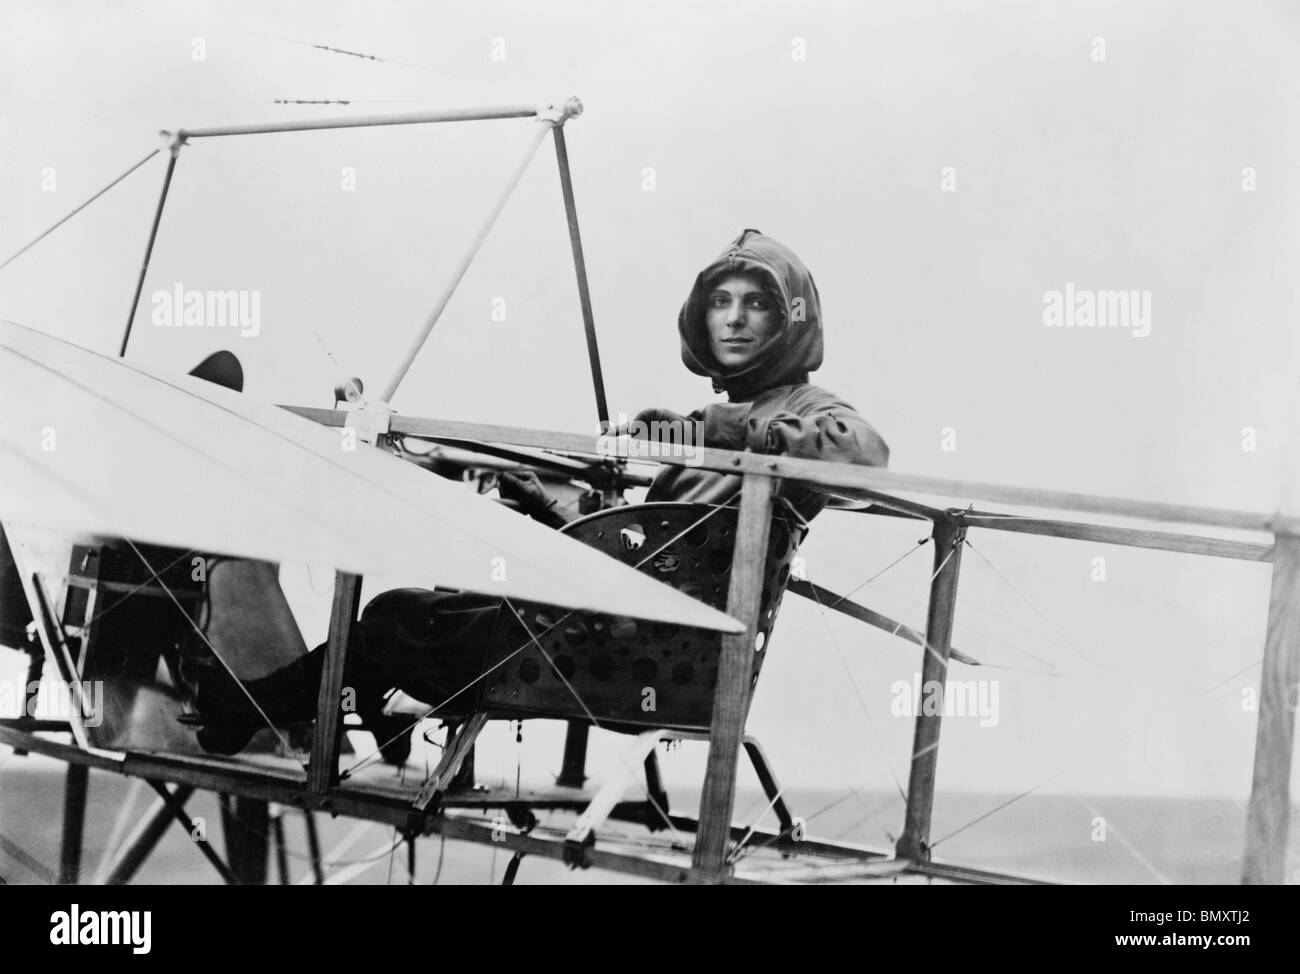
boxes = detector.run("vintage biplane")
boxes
[0,97,1296,885]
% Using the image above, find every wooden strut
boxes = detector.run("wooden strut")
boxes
[895,514,967,862]
[309,572,362,794]
[692,473,776,877]
[288,410,1297,537]
[1242,532,1300,884]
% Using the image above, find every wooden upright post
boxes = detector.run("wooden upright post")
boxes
[221,795,270,885]
[557,722,591,788]
[309,572,361,794]
[1242,532,1300,884]
[58,764,89,884]
[692,473,775,878]
[895,514,966,862]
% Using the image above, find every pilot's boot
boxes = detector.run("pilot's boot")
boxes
[189,638,413,767]
[189,650,323,756]
[354,686,413,769]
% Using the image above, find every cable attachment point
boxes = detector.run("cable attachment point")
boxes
[158,129,189,155]
[537,96,583,125]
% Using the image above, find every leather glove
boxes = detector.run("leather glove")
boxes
[497,470,566,527]
[627,407,698,446]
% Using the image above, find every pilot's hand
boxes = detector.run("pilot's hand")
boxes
[497,470,558,520]
[625,408,698,445]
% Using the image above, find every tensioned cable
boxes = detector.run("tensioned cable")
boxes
[1068,791,1171,885]
[966,536,1258,701]
[928,772,1061,850]
[124,539,303,765]
[825,537,934,611]
[80,547,201,632]
[341,502,733,778]
[727,536,960,858]
[730,782,902,866]
[502,598,687,845]
[759,535,931,649]
[964,537,1100,669]
[908,535,1261,872]
[214,803,407,874]
[828,790,904,844]
[804,576,912,805]
[726,795,785,862]
[0,832,56,884]
[0,148,161,272]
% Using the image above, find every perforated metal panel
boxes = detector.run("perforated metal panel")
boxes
[479,502,802,731]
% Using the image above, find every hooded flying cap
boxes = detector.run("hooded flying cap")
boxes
[678,229,824,401]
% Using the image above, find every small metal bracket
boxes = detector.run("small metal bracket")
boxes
[537,96,584,126]
[343,401,394,446]
[158,129,189,156]
[562,830,595,869]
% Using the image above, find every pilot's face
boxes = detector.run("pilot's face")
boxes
[705,273,782,371]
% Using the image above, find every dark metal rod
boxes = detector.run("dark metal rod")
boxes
[120,142,182,357]
[58,764,89,884]
[103,784,195,885]
[552,124,609,427]
[271,808,290,885]
[0,834,58,884]
[895,516,967,862]
[556,722,590,788]
[150,781,241,885]
[742,740,795,835]
[304,813,324,885]
[501,851,524,885]
[179,104,538,139]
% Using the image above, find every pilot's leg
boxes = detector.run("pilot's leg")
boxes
[189,647,326,757]
[358,588,503,714]
[191,588,502,763]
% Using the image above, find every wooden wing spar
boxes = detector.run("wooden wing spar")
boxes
[0,319,742,634]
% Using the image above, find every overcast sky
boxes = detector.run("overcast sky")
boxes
[2,0,1297,811]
